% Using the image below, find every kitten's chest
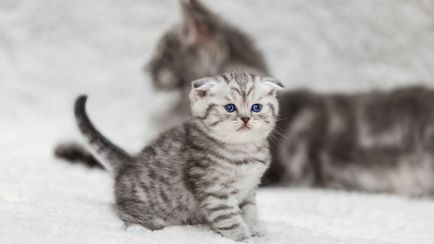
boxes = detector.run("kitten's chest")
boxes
[228,163,267,201]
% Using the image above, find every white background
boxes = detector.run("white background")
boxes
[1,0,434,243]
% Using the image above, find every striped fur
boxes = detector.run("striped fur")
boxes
[74,72,281,241]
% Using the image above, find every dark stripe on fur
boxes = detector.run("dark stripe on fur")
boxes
[218,223,240,231]
[202,192,229,200]
[195,103,218,120]
[210,119,224,127]
[267,103,276,117]
[230,87,242,96]
[239,201,254,209]
[212,212,239,223]
[246,85,255,97]
[208,205,233,212]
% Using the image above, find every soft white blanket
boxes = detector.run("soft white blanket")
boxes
[1,0,433,243]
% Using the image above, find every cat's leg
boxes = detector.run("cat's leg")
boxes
[116,198,167,230]
[239,190,263,236]
[54,141,103,168]
[200,194,250,241]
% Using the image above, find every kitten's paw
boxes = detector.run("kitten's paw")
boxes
[125,224,148,233]
[249,224,266,237]
[234,232,250,242]
[220,225,251,241]
[251,228,265,237]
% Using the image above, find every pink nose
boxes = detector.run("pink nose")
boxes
[241,117,250,124]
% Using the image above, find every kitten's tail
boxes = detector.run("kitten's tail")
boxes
[74,95,132,174]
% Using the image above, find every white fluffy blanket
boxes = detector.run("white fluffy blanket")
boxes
[1,0,433,243]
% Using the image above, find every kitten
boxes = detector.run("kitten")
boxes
[55,0,268,166]
[74,72,282,241]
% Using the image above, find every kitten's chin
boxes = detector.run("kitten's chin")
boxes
[211,130,269,145]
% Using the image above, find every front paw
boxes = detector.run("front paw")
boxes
[249,224,266,237]
[251,228,265,237]
[219,224,251,241]
[234,231,250,242]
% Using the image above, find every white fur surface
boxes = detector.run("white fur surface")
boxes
[1,0,434,243]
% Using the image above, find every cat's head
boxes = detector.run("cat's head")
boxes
[146,0,268,91]
[190,72,283,144]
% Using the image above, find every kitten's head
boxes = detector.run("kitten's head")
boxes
[146,0,268,90]
[190,72,283,144]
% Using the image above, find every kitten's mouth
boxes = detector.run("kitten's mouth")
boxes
[237,125,251,131]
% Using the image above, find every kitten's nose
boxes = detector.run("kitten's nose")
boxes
[241,117,250,124]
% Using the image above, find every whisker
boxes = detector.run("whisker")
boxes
[262,125,291,141]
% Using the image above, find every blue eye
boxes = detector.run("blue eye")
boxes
[224,104,236,113]
[251,104,262,113]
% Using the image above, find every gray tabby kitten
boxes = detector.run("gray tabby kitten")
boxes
[74,72,283,241]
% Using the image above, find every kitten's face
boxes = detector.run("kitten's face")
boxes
[190,72,283,144]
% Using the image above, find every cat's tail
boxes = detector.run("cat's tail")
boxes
[74,95,132,174]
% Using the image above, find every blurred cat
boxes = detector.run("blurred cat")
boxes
[56,0,434,197]
[269,86,434,196]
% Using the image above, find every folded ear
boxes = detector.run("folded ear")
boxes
[191,77,218,97]
[179,0,214,45]
[263,77,284,90]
